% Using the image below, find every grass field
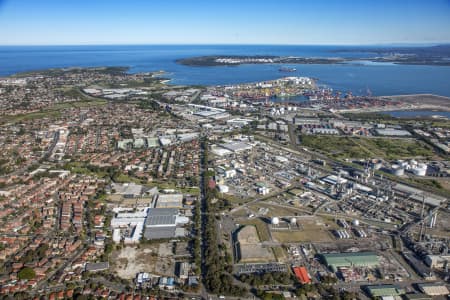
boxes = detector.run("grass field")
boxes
[0,86,107,124]
[271,246,287,262]
[0,96,107,124]
[151,180,200,195]
[272,229,332,243]
[0,110,61,124]
[249,202,312,217]
[271,216,334,243]
[63,162,109,178]
[300,135,435,160]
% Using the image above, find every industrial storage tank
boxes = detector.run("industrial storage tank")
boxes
[271,217,280,225]
[391,164,405,176]
[397,160,408,168]
[412,163,427,176]
[290,217,297,225]
[352,219,360,226]
[370,159,382,170]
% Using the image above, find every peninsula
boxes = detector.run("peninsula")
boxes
[177,45,450,66]
[176,55,346,66]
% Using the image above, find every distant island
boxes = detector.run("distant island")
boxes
[176,55,346,66]
[176,45,450,67]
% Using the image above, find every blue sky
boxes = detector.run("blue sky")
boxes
[0,0,449,45]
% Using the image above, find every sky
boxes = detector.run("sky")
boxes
[0,0,449,45]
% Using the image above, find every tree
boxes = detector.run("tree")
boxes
[13,292,30,300]
[18,267,36,280]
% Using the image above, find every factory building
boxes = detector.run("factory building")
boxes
[404,294,432,300]
[418,283,450,296]
[110,182,144,198]
[177,262,190,280]
[143,208,189,240]
[292,266,311,284]
[424,254,450,268]
[220,141,253,153]
[375,128,411,136]
[364,284,405,298]
[111,206,189,242]
[322,175,348,185]
[311,128,340,135]
[320,252,379,272]
[110,209,148,244]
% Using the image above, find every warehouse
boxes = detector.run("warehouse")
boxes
[220,141,253,153]
[110,182,144,198]
[143,208,189,240]
[320,252,379,272]
[322,175,348,185]
[110,209,149,244]
[404,294,431,300]
[418,283,450,296]
[292,266,311,284]
[146,208,178,227]
[375,128,411,136]
[364,284,405,298]
[424,254,450,268]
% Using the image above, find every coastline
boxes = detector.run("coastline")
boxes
[176,55,450,67]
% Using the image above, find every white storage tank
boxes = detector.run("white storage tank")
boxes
[391,164,405,176]
[217,185,229,193]
[370,159,382,170]
[271,217,280,225]
[412,164,427,176]
[397,160,408,168]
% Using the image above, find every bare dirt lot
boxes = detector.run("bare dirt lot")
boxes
[381,94,450,109]
[111,244,175,279]
[271,216,334,243]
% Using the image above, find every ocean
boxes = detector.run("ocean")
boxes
[1,45,450,97]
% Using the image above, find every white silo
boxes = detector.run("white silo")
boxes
[271,217,280,225]
[352,219,360,226]
[290,217,297,225]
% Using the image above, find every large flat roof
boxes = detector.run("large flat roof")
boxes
[321,252,379,270]
[146,215,177,227]
[145,208,178,227]
[365,284,405,297]
[393,184,446,206]
[322,251,378,258]
[144,226,176,240]
[220,141,253,152]
[148,208,178,216]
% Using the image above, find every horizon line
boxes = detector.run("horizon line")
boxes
[0,42,449,47]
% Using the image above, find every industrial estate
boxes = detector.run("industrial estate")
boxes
[0,66,449,300]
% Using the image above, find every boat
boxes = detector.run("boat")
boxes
[279,66,297,72]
